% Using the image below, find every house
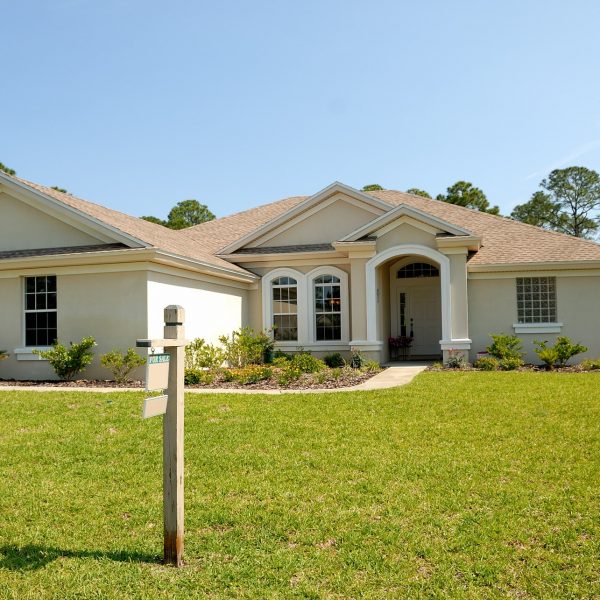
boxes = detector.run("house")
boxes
[1,172,599,379]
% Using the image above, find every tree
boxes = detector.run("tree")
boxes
[141,215,168,226]
[436,181,500,215]
[541,167,599,238]
[51,186,69,194]
[141,199,216,229]
[510,191,564,229]
[361,184,384,191]
[406,188,432,198]
[166,199,216,229]
[0,162,16,176]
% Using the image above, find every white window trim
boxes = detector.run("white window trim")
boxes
[513,322,563,334]
[306,266,349,345]
[13,347,52,361]
[262,268,307,345]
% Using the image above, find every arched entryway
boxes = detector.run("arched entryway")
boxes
[364,244,452,361]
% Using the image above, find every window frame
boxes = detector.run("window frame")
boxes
[271,275,299,342]
[307,266,349,345]
[515,276,557,324]
[23,275,58,347]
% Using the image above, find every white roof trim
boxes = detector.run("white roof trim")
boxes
[219,181,394,254]
[339,203,474,241]
[0,172,150,249]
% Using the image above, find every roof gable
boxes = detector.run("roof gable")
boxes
[218,182,392,254]
[340,203,475,241]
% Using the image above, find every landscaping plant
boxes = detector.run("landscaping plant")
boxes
[486,333,524,369]
[185,338,224,371]
[100,348,146,383]
[323,352,346,368]
[219,327,274,367]
[534,336,588,369]
[445,350,467,369]
[474,356,500,371]
[0,350,7,361]
[290,352,325,373]
[34,336,96,380]
[581,358,600,371]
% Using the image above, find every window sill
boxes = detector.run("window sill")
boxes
[13,347,51,361]
[513,323,563,334]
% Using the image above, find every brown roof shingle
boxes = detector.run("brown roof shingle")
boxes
[187,189,600,267]
[8,176,252,276]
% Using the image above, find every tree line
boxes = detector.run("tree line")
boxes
[363,165,600,239]
[2,161,599,237]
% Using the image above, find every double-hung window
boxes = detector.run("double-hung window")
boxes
[516,277,557,323]
[272,276,298,341]
[24,275,57,346]
[314,275,342,341]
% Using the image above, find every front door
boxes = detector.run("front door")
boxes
[396,282,441,356]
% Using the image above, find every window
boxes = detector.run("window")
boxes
[516,277,557,323]
[314,275,341,341]
[24,275,57,346]
[272,276,298,341]
[397,262,439,278]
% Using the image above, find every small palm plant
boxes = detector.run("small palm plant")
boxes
[0,350,8,360]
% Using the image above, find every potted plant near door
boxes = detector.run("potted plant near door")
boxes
[388,335,414,361]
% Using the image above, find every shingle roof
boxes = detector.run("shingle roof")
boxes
[187,189,600,267]
[6,176,252,276]
[0,243,128,260]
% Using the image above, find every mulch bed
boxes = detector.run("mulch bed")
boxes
[0,370,379,390]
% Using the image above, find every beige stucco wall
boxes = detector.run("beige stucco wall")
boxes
[0,270,148,380]
[257,197,379,247]
[147,270,249,345]
[468,274,600,363]
[0,191,104,251]
[376,222,437,253]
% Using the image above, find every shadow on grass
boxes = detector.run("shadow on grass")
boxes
[0,544,161,571]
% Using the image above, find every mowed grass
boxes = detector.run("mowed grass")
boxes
[0,373,599,599]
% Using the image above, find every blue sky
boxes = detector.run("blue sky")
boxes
[3,0,600,219]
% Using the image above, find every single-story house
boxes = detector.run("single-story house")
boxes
[1,172,599,379]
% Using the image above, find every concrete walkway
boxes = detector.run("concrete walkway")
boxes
[0,364,428,395]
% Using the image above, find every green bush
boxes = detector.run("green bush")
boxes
[290,352,325,373]
[226,365,273,385]
[277,364,302,386]
[272,350,291,361]
[499,356,523,371]
[323,352,346,368]
[534,336,588,369]
[445,351,467,369]
[185,369,215,385]
[35,336,96,380]
[581,359,600,371]
[361,360,382,373]
[219,327,274,367]
[349,349,364,369]
[329,367,343,381]
[0,350,8,361]
[272,356,289,368]
[487,334,524,361]
[474,356,500,371]
[100,348,146,383]
[185,338,224,371]
[554,336,588,367]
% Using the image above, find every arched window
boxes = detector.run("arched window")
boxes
[314,274,342,341]
[271,276,298,341]
[397,262,439,278]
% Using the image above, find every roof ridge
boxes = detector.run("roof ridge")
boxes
[370,189,600,249]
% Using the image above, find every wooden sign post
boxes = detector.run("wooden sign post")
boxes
[137,305,187,567]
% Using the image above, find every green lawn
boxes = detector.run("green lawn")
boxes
[0,373,599,599]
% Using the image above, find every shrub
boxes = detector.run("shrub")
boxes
[349,349,364,369]
[229,365,273,385]
[219,327,274,367]
[291,352,325,373]
[0,350,7,361]
[272,349,291,362]
[329,367,343,381]
[185,338,224,371]
[361,360,382,373]
[534,336,588,369]
[277,364,302,386]
[35,336,96,380]
[324,352,346,368]
[581,359,600,371]
[474,356,500,371]
[445,350,467,369]
[499,356,523,371]
[533,341,560,370]
[487,334,524,361]
[185,369,215,385]
[554,336,587,367]
[272,356,289,368]
[100,348,146,383]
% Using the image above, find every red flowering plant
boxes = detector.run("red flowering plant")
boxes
[388,336,413,349]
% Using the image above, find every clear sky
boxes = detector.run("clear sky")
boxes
[3,0,600,220]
